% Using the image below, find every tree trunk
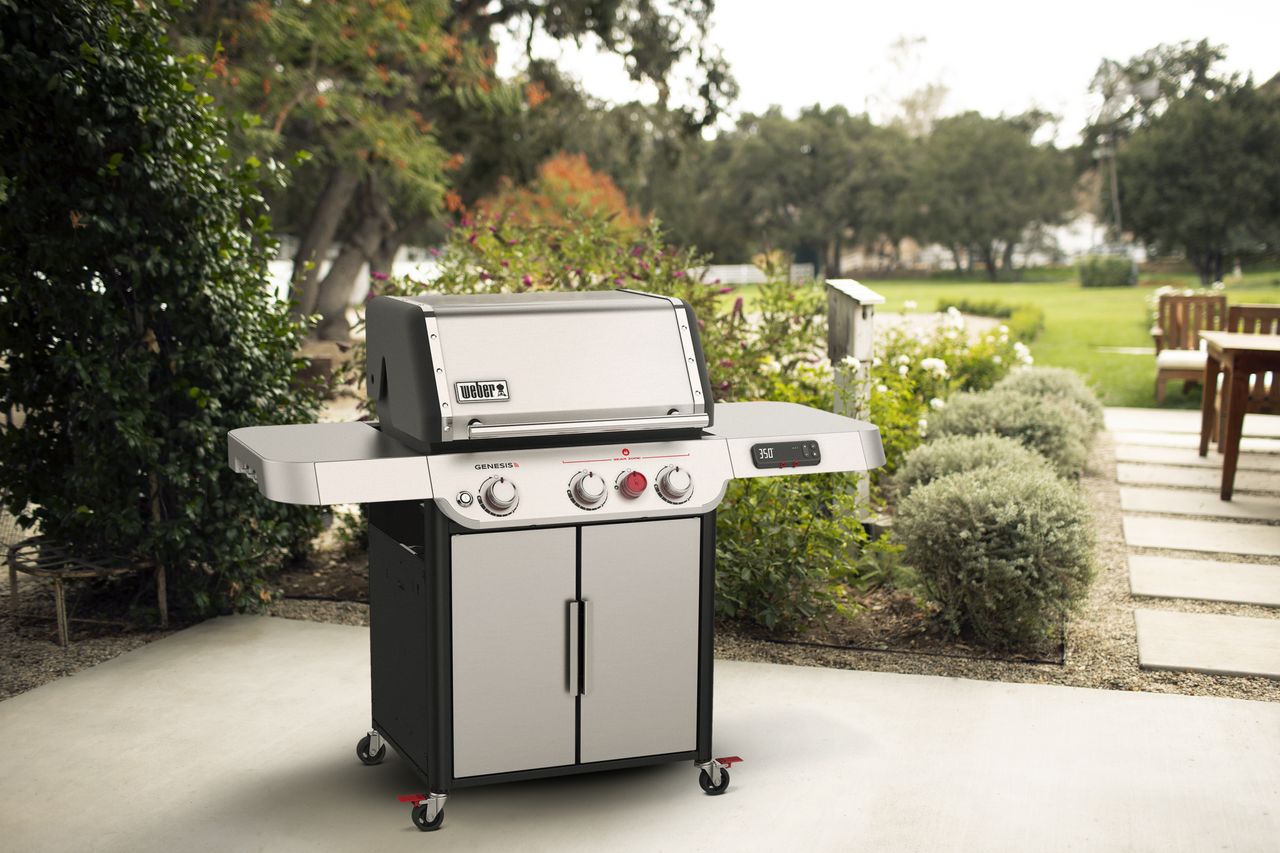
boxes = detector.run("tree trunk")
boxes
[980,243,1000,282]
[313,182,396,341]
[830,234,842,278]
[1001,241,1016,279]
[951,244,964,274]
[290,167,360,320]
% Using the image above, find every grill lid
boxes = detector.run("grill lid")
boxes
[365,290,713,450]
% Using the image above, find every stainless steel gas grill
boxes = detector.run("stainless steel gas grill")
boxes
[228,289,884,832]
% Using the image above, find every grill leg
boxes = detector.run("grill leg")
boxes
[53,578,68,647]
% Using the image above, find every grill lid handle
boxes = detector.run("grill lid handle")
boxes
[466,413,709,440]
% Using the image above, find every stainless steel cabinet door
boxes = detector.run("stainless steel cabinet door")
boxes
[451,528,577,777]
[579,518,701,763]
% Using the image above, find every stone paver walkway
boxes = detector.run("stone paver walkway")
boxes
[1107,407,1280,680]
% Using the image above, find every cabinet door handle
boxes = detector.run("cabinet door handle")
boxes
[579,599,590,696]
[566,600,580,694]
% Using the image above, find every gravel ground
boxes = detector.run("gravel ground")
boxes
[4,429,1277,704]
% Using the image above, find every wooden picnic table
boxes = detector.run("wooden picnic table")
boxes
[1197,331,1280,500]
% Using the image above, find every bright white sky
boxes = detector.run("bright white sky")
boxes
[498,0,1279,147]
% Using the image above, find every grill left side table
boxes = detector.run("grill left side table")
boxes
[7,537,167,646]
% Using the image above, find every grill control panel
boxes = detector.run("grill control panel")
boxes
[428,440,734,529]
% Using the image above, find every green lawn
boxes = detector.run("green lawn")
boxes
[733,271,1280,408]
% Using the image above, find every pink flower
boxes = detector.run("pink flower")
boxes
[718,287,732,294]
[468,233,477,244]
[428,247,440,257]
[613,277,624,285]
[719,359,734,367]
[479,271,491,281]
[674,270,685,278]
[712,278,721,284]
[500,260,509,267]
[460,216,473,228]
[630,246,643,256]
[521,274,532,286]
[370,271,389,281]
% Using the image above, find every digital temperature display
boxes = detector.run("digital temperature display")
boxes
[750,440,821,470]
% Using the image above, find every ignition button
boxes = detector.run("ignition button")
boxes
[456,491,474,508]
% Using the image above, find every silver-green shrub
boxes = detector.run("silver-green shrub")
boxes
[930,389,1092,477]
[995,367,1105,432]
[894,434,1054,500]
[896,466,1094,648]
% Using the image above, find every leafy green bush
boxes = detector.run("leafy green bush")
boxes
[715,475,870,633]
[1079,254,1137,287]
[894,434,1053,499]
[934,298,1045,341]
[929,390,1093,477]
[0,1,320,613]
[896,466,1094,648]
[854,310,1034,478]
[994,367,1105,433]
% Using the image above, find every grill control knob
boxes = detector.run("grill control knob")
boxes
[568,471,608,510]
[617,470,648,499]
[479,476,518,516]
[655,465,693,504]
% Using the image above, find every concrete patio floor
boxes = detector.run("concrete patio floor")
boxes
[2,616,1278,853]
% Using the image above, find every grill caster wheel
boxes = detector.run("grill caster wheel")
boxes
[356,734,386,766]
[412,803,445,831]
[698,767,730,795]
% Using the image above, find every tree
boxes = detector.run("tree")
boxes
[0,0,320,613]
[707,106,909,273]
[1085,39,1233,239]
[906,112,1074,281]
[1118,81,1280,283]
[180,0,734,340]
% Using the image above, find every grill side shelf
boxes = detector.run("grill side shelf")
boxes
[706,401,886,479]
[228,423,432,505]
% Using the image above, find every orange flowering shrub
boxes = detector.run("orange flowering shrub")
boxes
[476,152,646,235]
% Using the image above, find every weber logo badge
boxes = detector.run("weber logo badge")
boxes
[455,380,509,403]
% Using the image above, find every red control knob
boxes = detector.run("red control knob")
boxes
[618,470,647,499]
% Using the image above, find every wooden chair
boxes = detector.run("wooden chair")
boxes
[1211,304,1280,444]
[1151,293,1227,404]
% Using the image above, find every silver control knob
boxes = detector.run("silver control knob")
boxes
[479,476,518,515]
[655,465,693,504]
[568,471,608,510]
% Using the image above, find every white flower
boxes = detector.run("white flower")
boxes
[992,355,1002,364]
[872,356,882,368]
[1024,355,1034,365]
[917,418,929,437]
[876,384,888,393]
[896,354,911,366]
[929,397,946,410]
[1013,341,1030,356]
[903,299,918,311]
[998,324,1009,334]
[920,357,949,378]
[898,364,909,376]
[999,334,1009,343]
[943,306,966,330]
[841,355,861,369]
